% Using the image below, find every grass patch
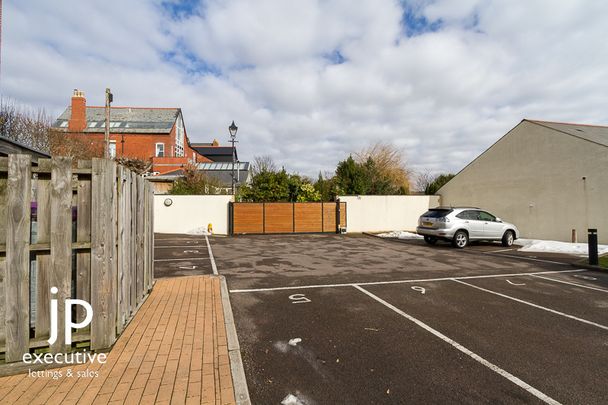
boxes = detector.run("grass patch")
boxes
[599,256,608,268]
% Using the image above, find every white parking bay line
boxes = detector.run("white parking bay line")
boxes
[155,245,203,249]
[485,248,516,253]
[453,279,608,331]
[154,257,208,262]
[531,275,608,293]
[353,285,561,405]
[484,254,568,266]
[229,269,585,293]
[205,235,219,275]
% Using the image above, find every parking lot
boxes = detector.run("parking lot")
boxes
[154,233,215,278]
[205,234,608,404]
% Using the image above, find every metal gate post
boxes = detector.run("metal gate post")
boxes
[335,199,341,234]
[228,201,234,236]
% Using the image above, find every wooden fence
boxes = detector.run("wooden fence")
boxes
[0,155,154,364]
[230,201,346,235]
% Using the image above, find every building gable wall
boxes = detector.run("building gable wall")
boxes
[438,121,608,242]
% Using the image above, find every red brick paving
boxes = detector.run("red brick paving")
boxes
[0,276,236,405]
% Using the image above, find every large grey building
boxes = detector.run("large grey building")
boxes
[438,119,608,243]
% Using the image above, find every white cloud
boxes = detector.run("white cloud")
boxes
[2,0,608,178]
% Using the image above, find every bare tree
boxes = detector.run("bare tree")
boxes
[355,141,411,193]
[414,170,435,193]
[115,157,152,174]
[47,128,103,160]
[0,98,52,153]
[251,155,277,176]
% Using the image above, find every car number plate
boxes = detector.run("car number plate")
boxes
[423,222,433,227]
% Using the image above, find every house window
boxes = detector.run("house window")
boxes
[156,143,165,157]
[109,141,117,158]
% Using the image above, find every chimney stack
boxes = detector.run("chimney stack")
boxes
[68,89,87,132]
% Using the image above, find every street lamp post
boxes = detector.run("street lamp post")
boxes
[228,120,238,195]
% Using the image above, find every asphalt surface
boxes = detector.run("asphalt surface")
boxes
[206,234,608,405]
[154,233,214,278]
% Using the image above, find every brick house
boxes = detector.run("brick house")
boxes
[52,89,211,174]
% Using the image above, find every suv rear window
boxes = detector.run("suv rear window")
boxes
[421,209,453,218]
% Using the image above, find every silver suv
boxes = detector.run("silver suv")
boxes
[416,207,519,248]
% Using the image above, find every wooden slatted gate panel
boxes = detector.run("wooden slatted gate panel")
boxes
[230,201,347,235]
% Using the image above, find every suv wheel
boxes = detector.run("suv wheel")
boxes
[424,236,437,245]
[452,230,468,248]
[502,230,515,247]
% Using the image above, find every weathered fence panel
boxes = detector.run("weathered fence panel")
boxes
[49,157,73,354]
[5,155,31,362]
[129,171,137,313]
[91,158,118,351]
[136,175,144,302]
[76,160,92,324]
[0,154,154,367]
[0,158,6,349]
[35,159,52,338]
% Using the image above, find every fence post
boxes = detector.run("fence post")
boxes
[136,175,144,301]
[130,171,137,313]
[148,183,154,291]
[0,157,7,349]
[143,181,150,294]
[49,157,73,354]
[91,158,118,350]
[116,166,128,334]
[5,154,31,362]
[34,159,52,338]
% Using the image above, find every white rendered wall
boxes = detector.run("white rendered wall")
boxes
[338,195,440,233]
[154,195,233,235]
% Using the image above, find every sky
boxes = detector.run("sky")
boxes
[2,0,608,179]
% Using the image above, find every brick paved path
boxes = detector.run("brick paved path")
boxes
[0,276,236,405]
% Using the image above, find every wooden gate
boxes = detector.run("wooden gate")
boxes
[230,201,346,235]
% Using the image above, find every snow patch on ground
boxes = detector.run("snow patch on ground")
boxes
[186,227,209,235]
[377,231,423,239]
[515,239,608,256]
[288,338,302,346]
[282,394,312,405]
[274,341,289,353]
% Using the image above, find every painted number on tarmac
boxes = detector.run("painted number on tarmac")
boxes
[289,294,311,304]
[184,250,200,253]
[411,286,426,295]
[506,280,525,286]
[179,266,197,270]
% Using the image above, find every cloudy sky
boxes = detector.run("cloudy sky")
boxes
[2,0,608,179]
